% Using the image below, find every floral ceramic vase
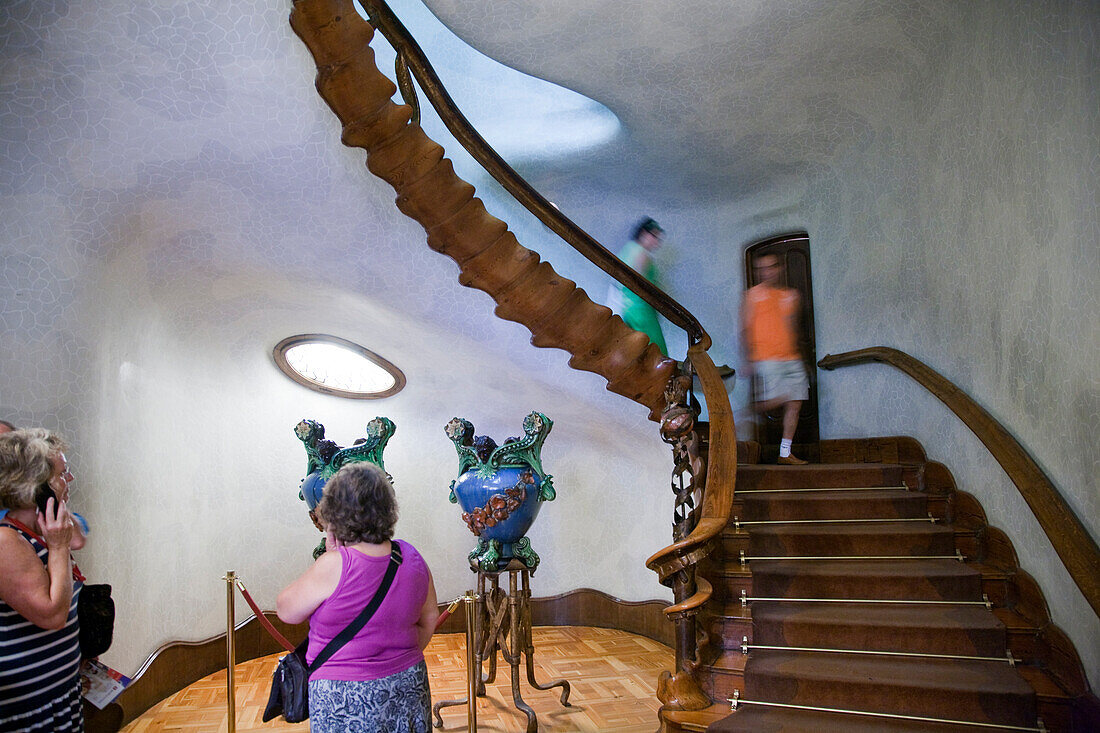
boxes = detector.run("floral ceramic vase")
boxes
[445,411,556,573]
[295,416,395,556]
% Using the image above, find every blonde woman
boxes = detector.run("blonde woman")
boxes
[0,429,87,733]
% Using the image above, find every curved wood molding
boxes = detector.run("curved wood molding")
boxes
[819,346,1100,620]
[289,0,678,417]
[104,612,308,730]
[93,591,672,733]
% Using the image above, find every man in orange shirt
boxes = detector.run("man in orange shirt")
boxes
[740,254,809,465]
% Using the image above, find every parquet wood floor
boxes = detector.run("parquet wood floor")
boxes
[122,626,672,732]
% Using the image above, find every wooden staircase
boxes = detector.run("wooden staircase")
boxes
[289,0,676,419]
[285,5,1096,730]
[664,438,1096,732]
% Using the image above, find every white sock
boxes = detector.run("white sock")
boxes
[779,439,792,458]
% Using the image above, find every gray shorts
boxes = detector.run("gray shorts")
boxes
[754,360,809,402]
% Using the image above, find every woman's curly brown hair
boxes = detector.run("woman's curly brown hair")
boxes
[317,463,398,545]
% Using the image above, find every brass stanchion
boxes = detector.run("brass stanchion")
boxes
[432,591,479,730]
[464,591,478,732]
[223,571,237,733]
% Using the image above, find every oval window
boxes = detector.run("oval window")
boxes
[273,334,405,399]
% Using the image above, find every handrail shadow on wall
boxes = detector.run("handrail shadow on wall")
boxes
[819,346,1100,620]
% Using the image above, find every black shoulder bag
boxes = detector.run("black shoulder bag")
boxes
[263,543,403,724]
[78,584,115,659]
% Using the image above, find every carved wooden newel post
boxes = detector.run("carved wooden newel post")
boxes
[648,368,715,713]
[662,374,705,670]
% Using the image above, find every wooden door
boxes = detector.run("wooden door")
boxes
[744,233,820,456]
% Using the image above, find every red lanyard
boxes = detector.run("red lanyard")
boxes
[2,517,85,582]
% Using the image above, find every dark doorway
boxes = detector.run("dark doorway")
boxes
[743,233,819,458]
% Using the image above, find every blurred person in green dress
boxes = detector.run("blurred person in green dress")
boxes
[607,217,668,355]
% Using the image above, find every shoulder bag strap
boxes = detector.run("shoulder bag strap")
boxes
[308,542,403,674]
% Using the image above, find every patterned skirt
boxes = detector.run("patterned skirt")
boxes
[0,675,83,733]
[308,660,431,733]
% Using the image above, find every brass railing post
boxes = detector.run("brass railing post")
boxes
[431,591,480,729]
[223,570,237,733]
[464,590,478,732]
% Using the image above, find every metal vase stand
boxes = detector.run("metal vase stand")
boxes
[433,559,571,732]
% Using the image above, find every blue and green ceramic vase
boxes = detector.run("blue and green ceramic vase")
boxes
[295,416,395,556]
[445,411,555,573]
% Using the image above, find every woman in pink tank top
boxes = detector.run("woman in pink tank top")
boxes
[278,463,439,732]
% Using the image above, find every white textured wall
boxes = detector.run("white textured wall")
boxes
[1,0,1096,691]
[72,255,671,675]
[0,0,673,677]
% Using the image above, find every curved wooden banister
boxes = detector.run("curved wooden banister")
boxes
[290,0,736,709]
[356,0,707,345]
[290,0,678,415]
[819,346,1100,619]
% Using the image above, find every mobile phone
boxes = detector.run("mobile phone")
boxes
[35,483,58,518]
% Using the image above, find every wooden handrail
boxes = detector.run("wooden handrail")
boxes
[350,0,738,654]
[290,1,734,706]
[355,0,707,345]
[819,346,1100,619]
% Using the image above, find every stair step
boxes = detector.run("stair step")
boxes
[697,651,747,700]
[736,488,926,520]
[743,650,1037,727]
[745,522,957,557]
[662,702,730,732]
[749,559,983,601]
[737,463,908,491]
[708,703,1040,732]
[751,601,1008,657]
[993,608,1047,663]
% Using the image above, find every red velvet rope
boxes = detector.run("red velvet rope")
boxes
[234,580,464,655]
[235,580,295,652]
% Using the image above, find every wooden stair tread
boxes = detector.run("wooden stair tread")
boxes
[662,703,731,732]
[750,600,1005,635]
[743,523,958,559]
[738,488,915,498]
[749,557,979,578]
[1015,664,1072,698]
[743,650,1037,727]
[706,603,1012,660]
[736,463,907,491]
[746,522,952,537]
[736,489,926,521]
[707,704,1024,732]
[745,649,1034,695]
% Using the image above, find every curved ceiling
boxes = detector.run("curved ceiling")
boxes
[358,0,621,164]
[422,0,958,202]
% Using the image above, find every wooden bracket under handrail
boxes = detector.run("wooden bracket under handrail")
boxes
[819,346,1100,620]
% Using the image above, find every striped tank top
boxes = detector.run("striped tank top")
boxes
[0,523,83,732]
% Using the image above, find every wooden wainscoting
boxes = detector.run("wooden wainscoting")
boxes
[90,588,671,733]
